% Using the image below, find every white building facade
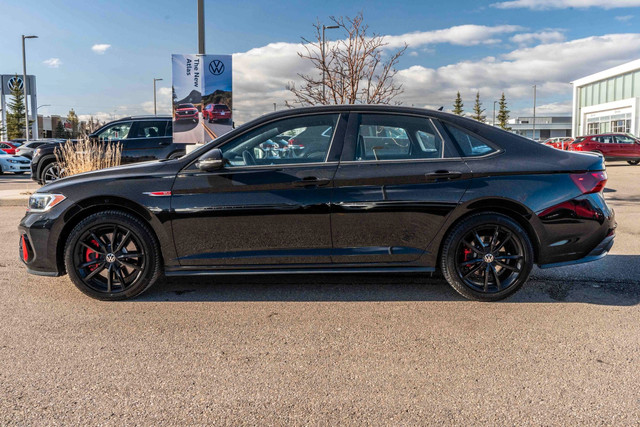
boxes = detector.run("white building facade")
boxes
[572,59,640,137]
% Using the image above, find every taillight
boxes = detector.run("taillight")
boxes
[571,171,607,194]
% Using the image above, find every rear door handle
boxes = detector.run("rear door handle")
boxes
[293,177,331,187]
[425,171,463,182]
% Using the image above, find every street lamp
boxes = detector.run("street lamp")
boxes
[153,78,163,116]
[322,24,339,104]
[22,34,38,142]
[532,84,537,140]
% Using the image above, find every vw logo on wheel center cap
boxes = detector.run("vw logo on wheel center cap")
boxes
[483,253,495,263]
[106,253,117,263]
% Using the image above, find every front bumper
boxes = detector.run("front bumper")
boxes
[19,206,68,277]
[2,162,30,172]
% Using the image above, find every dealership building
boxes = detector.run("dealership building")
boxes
[572,59,640,137]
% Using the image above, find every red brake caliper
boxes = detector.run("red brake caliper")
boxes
[85,239,99,271]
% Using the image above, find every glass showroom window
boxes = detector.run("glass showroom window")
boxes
[587,123,599,135]
[612,120,626,133]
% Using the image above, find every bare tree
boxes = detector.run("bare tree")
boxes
[287,12,407,106]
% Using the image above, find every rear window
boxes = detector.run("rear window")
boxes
[572,137,585,143]
[214,105,229,110]
[441,123,496,157]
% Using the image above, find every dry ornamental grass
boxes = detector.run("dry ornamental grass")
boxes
[54,138,122,178]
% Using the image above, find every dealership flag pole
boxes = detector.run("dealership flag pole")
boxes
[22,35,38,142]
[153,78,163,116]
[198,0,205,55]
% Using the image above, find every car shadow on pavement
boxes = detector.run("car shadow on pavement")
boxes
[135,255,640,305]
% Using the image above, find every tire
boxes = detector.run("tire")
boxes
[168,151,185,160]
[627,160,639,165]
[41,162,62,184]
[440,212,534,302]
[64,210,162,301]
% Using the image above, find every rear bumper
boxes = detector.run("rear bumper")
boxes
[538,232,614,269]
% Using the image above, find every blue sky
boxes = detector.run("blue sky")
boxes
[1,0,639,123]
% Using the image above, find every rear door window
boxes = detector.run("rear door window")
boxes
[352,114,444,161]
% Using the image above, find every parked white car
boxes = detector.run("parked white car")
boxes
[0,152,31,174]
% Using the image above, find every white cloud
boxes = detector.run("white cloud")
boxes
[383,25,524,48]
[520,101,573,116]
[615,15,634,22]
[409,51,419,57]
[91,44,111,54]
[492,0,640,10]
[229,32,640,122]
[42,58,61,68]
[510,31,565,45]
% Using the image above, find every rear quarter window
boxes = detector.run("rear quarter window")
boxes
[441,123,497,157]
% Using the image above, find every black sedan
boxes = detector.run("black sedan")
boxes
[19,105,615,301]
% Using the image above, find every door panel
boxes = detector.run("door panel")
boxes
[331,160,471,263]
[122,121,168,162]
[330,113,472,264]
[171,164,337,266]
[171,112,346,267]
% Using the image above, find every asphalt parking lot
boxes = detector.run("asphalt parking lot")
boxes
[1,164,639,424]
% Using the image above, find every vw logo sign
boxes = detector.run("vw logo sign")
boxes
[106,253,117,263]
[209,59,225,75]
[8,76,23,91]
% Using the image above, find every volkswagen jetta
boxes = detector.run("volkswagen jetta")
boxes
[19,105,615,301]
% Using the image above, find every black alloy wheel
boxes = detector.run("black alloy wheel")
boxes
[441,213,534,301]
[627,160,639,165]
[64,211,161,300]
[42,162,62,184]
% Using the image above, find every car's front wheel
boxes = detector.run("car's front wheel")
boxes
[627,160,639,165]
[440,213,534,301]
[41,162,62,184]
[64,211,162,301]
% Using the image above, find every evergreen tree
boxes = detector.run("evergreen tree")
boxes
[497,92,511,130]
[6,75,26,139]
[453,91,463,115]
[471,91,486,123]
[54,121,66,138]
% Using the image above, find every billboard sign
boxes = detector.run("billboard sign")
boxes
[171,54,232,144]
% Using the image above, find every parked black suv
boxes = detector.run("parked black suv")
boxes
[31,116,191,184]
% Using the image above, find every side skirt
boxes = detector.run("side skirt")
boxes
[165,266,436,277]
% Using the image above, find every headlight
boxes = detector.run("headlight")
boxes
[28,193,66,212]
[7,159,19,164]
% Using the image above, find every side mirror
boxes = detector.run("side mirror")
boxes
[196,148,224,171]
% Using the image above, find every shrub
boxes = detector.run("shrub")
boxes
[55,138,122,178]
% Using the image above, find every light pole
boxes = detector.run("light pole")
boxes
[493,100,498,127]
[532,84,537,140]
[22,35,38,142]
[322,24,339,104]
[273,102,276,112]
[153,78,163,116]
[197,0,205,54]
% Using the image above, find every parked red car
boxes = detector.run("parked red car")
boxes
[568,133,640,165]
[203,103,231,123]
[542,137,574,150]
[0,142,18,155]
[174,103,199,123]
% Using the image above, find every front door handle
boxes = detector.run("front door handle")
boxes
[425,171,463,182]
[293,177,331,187]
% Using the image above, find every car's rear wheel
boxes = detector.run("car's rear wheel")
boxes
[64,211,161,301]
[440,213,534,301]
[41,162,62,184]
[627,160,639,165]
